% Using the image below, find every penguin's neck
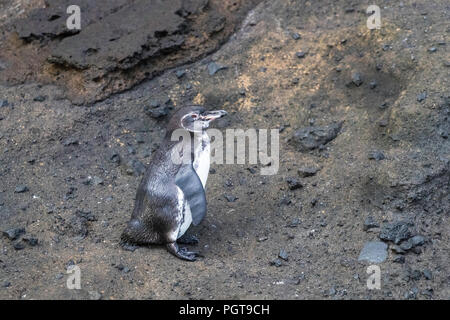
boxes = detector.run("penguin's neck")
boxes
[193,131,210,188]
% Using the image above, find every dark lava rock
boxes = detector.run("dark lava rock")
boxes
[2,227,26,240]
[13,241,25,250]
[369,81,377,89]
[224,195,238,202]
[0,100,9,107]
[351,72,363,86]
[404,288,418,299]
[270,258,283,267]
[379,221,414,244]
[399,235,426,251]
[286,177,303,190]
[92,176,104,186]
[115,264,131,273]
[393,256,405,264]
[22,236,39,246]
[291,32,301,40]
[409,270,422,281]
[11,0,257,104]
[296,51,306,59]
[378,119,388,127]
[410,235,425,247]
[64,187,77,200]
[297,166,320,177]
[62,137,79,146]
[83,176,104,186]
[391,245,406,254]
[368,150,385,161]
[363,216,379,231]
[76,210,97,222]
[286,218,301,228]
[417,91,427,102]
[55,272,64,280]
[144,104,169,119]
[358,241,388,263]
[428,47,437,53]
[208,62,227,75]
[278,249,289,261]
[33,95,47,102]
[400,240,413,251]
[423,269,432,280]
[290,122,343,151]
[110,152,121,165]
[14,185,29,193]
[2,281,11,288]
[421,289,433,298]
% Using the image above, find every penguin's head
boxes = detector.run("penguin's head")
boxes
[168,105,227,133]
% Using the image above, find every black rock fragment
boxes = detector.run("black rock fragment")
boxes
[379,221,414,244]
[297,166,320,177]
[363,216,379,231]
[290,122,343,151]
[3,227,26,241]
[368,150,385,161]
[286,177,303,190]
[351,72,363,86]
[224,195,238,202]
[14,185,29,193]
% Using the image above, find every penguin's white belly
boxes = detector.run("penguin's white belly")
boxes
[176,135,210,239]
[176,187,192,239]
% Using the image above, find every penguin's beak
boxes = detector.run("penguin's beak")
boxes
[201,110,227,121]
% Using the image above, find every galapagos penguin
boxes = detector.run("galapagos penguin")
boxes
[121,106,227,261]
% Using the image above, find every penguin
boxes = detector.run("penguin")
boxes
[121,106,227,261]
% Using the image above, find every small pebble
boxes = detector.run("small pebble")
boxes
[291,32,301,40]
[351,72,363,86]
[278,249,289,261]
[368,150,385,161]
[14,185,29,193]
[296,51,306,59]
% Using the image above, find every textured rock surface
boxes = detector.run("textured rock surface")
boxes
[0,0,261,104]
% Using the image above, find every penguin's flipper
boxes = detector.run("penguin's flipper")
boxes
[175,164,206,225]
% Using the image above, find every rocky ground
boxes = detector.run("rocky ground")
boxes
[0,0,449,299]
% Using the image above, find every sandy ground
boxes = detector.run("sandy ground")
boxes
[0,0,449,299]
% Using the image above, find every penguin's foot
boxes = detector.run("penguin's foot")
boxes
[177,234,199,245]
[166,242,199,261]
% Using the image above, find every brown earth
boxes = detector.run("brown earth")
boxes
[0,0,449,299]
